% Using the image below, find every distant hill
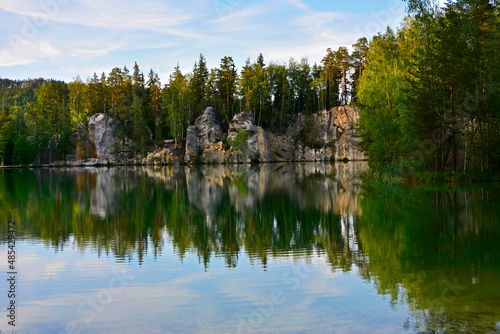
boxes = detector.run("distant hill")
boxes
[0,78,46,109]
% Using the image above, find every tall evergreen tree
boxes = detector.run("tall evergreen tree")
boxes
[351,37,369,102]
[190,54,209,123]
[217,56,237,121]
[147,69,162,141]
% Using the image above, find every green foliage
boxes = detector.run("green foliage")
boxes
[163,65,189,142]
[296,115,320,149]
[0,120,17,165]
[12,135,35,165]
[217,56,238,121]
[56,132,73,161]
[34,131,55,165]
[358,2,499,174]
[351,37,368,102]
[232,130,249,154]
[190,54,209,123]
[130,96,151,150]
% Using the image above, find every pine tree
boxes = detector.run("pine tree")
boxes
[321,49,340,109]
[164,64,189,143]
[218,56,237,121]
[147,69,162,141]
[68,75,87,122]
[190,54,209,123]
[351,37,368,102]
[335,47,351,105]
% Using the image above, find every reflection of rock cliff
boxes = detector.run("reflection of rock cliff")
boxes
[61,162,366,221]
[180,162,368,219]
[89,169,118,219]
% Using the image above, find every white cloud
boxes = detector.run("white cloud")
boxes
[39,41,61,56]
[0,49,36,67]
[0,0,407,81]
[0,38,62,67]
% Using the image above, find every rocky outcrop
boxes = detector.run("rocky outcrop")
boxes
[227,112,257,142]
[138,140,184,165]
[226,112,275,163]
[182,106,364,164]
[66,106,365,166]
[336,130,365,161]
[282,106,365,161]
[88,114,121,162]
[183,109,277,164]
[185,107,227,163]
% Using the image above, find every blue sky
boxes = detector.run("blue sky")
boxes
[0,0,409,83]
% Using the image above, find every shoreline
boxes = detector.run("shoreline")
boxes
[2,161,498,186]
[0,159,368,169]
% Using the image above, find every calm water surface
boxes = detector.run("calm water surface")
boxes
[0,163,499,333]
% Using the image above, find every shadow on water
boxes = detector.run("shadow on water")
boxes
[0,162,499,333]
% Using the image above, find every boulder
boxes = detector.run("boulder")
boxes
[231,126,275,163]
[185,107,227,163]
[333,106,359,130]
[139,140,184,165]
[226,112,275,163]
[88,113,121,162]
[201,142,227,164]
[227,112,257,142]
[285,113,306,137]
[282,106,365,161]
[312,109,340,146]
[257,128,275,162]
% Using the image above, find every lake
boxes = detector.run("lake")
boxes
[0,163,499,333]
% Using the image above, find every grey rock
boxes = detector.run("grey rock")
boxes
[227,112,257,142]
[185,107,227,163]
[201,142,227,164]
[335,130,366,161]
[138,140,184,165]
[285,113,305,137]
[239,127,275,163]
[88,113,121,162]
[282,106,365,161]
[268,133,295,161]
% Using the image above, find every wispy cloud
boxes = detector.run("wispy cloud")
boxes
[0,0,406,81]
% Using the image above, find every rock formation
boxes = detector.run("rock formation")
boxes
[69,106,365,165]
[184,107,227,163]
[138,140,184,165]
[87,114,121,162]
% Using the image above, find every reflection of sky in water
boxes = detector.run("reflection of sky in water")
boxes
[6,239,409,334]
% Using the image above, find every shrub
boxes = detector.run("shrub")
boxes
[232,130,249,155]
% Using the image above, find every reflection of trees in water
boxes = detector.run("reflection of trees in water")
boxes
[0,163,366,267]
[0,164,499,332]
[356,185,500,333]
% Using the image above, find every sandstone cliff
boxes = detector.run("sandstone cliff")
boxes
[71,106,365,165]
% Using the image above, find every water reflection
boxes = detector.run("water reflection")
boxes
[0,163,499,333]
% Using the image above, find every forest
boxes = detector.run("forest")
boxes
[0,0,498,174]
[358,0,499,175]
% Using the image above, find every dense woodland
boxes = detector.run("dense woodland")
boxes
[0,0,498,173]
[358,0,499,174]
